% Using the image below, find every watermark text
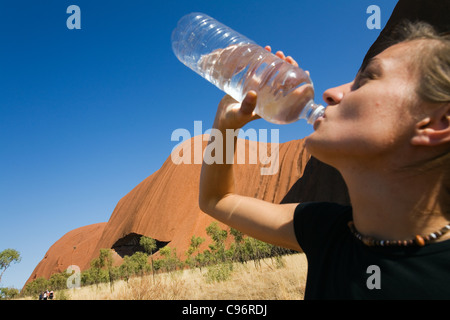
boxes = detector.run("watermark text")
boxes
[366,5,381,30]
[67,5,81,30]
[66,265,81,289]
[171,121,279,176]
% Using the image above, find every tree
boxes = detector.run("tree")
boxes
[129,251,150,276]
[0,249,21,284]
[140,236,157,281]
[119,252,150,279]
[243,237,273,269]
[99,248,115,287]
[22,277,48,297]
[140,236,157,255]
[0,287,19,300]
[89,249,114,286]
[206,222,228,263]
[119,256,135,283]
[187,235,205,257]
[185,235,205,269]
[98,248,113,270]
[157,246,182,273]
[48,272,69,291]
[229,228,246,263]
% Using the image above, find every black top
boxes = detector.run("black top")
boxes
[293,202,450,300]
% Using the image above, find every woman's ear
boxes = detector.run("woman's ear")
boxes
[411,104,450,146]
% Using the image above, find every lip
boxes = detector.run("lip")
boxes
[313,116,324,131]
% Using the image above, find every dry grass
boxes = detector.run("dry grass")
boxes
[40,253,307,300]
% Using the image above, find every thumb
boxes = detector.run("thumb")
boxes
[240,90,258,116]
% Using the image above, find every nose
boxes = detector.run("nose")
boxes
[323,82,353,106]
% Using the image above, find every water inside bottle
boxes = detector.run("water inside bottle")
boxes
[197,43,315,124]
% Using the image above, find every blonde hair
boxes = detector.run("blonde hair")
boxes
[392,21,450,214]
[392,22,450,103]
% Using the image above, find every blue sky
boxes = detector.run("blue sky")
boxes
[0,0,396,290]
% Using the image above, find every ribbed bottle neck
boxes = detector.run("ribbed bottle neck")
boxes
[300,100,325,124]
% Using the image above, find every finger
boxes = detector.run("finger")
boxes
[286,56,299,67]
[251,113,261,120]
[275,51,286,60]
[240,90,258,116]
[219,94,238,107]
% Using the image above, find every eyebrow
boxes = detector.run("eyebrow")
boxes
[352,57,384,90]
[362,57,383,74]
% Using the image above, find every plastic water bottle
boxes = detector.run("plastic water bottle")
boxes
[171,12,325,125]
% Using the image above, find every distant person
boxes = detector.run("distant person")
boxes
[199,20,450,299]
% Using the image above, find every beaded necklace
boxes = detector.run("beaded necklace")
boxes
[348,221,450,247]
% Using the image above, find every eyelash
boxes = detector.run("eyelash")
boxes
[355,70,376,88]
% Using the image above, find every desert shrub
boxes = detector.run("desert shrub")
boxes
[206,222,228,264]
[21,277,49,298]
[185,235,205,269]
[48,272,70,291]
[119,251,151,281]
[0,287,19,300]
[204,262,234,283]
[56,289,70,300]
[154,246,183,273]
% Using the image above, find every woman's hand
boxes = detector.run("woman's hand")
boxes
[265,45,299,67]
[213,90,260,131]
[212,46,300,131]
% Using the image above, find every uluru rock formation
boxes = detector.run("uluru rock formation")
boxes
[24,136,349,288]
[27,222,107,283]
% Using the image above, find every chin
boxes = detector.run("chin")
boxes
[305,135,326,160]
[304,135,342,169]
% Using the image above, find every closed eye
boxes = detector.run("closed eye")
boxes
[352,58,382,90]
[354,70,376,88]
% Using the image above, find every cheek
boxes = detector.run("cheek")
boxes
[306,84,415,162]
[333,92,402,141]
[305,108,400,161]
